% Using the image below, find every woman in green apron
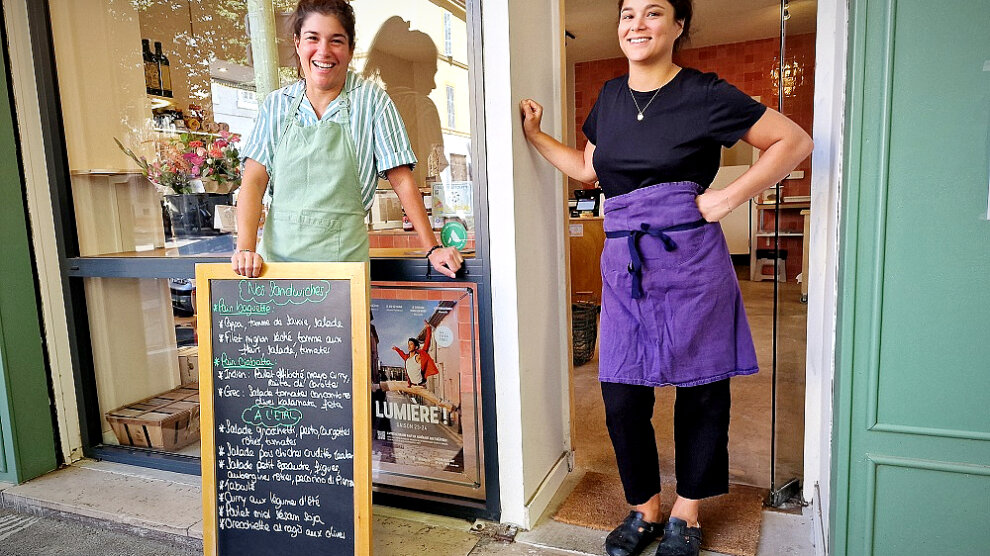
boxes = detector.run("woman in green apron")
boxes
[232,0,463,277]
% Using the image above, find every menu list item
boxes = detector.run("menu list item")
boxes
[204,275,365,555]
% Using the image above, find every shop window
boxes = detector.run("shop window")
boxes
[84,277,201,456]
[49,0,480,463]
[50,0,477,259]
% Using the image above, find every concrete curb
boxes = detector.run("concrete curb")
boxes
[0,490,203,550]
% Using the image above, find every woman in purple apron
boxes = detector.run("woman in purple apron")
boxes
[520,1,813,555]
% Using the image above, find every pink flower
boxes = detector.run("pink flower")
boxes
[188,140,204,148]
[196,147,207,157]
[219,130,230,140]
[209,146,223,158]
[213,139,228,149]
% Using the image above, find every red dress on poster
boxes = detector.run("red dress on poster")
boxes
[392,323,439,387]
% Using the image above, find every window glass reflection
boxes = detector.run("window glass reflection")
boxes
[53,0,474,257]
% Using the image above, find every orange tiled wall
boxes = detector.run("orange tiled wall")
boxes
[369,230,476,251]
[573,33,816,279]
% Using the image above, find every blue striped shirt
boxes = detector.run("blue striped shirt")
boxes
[240,72,416,210]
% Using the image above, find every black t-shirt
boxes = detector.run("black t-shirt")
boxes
[582,68,767,198]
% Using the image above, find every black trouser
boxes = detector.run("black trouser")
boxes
[601,378,731,504]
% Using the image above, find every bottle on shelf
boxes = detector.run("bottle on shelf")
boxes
[154,41,172,98]
[142,39,161,96]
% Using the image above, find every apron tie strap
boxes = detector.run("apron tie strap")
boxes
[605,218,708,299]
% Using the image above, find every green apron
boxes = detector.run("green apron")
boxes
[258,86,369,263]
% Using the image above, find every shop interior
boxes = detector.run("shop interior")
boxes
[53,0,477,470]
[563,0,818,514]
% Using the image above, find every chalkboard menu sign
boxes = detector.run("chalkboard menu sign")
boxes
[196,263,371,556]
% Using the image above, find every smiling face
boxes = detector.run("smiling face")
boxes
[408,340,417,352]
[617,0,684,65]
[294,13,353,92]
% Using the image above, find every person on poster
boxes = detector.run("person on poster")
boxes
[392,321,439,387]
[370,314,395,463]
[519,1,812,555]
[231,0,463,276]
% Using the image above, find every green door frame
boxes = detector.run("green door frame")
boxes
[0,12,58,484]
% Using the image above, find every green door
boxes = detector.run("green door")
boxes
[0,13,58,484]
[833,0,990,554]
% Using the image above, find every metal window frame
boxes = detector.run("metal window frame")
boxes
[27,0,500,521]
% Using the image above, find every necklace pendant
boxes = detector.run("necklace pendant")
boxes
[637,113,644,121]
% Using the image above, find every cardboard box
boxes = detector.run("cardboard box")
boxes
[177,345,199,384]
[105,384,200,451]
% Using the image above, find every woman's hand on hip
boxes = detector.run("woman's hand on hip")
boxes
[519,99,544,140]
[231,250,264,278]
[696,189,734,222]
[428,247,463,279]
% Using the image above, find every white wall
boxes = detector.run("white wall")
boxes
[805,1,848,553]
[483,0,572,528]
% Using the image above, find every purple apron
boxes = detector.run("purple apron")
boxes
[599,181,759,387]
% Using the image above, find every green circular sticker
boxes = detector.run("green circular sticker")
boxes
[440,221,468,250]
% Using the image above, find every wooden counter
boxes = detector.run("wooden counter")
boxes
[77,243,475,260]
[568,217,605,303]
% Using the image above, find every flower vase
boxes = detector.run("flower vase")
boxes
[202,177,239,195]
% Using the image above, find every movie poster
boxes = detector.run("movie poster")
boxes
[369,283,484,500]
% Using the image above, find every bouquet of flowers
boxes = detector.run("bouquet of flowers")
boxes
[188,130,242,193]
[115,130,242,195]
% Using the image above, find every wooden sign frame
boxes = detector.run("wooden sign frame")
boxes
[195,262,371,556]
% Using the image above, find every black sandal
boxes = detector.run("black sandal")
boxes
[654,517,702,556]
[604,511,660,556]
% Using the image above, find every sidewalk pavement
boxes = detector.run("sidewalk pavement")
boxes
[0,461,815,555]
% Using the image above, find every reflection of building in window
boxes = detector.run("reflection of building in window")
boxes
[210,82,260,143]
[443,12,453,57]
[235,89,258,110]
[446,85,456,129]
[449,154,469,182]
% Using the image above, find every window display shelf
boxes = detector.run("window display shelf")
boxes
[68,239,477,279]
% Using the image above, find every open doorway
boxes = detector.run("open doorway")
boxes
[561,0,818,530]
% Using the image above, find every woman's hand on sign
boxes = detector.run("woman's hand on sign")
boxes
[429,246,463,278]
[231,249,264,278]
[519,99,544,139]
[695,189,734,223]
